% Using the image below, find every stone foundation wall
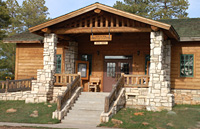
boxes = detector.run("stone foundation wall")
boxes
[0,86,67,102]
[125,88,148,109]
[65,42,78,74]
[0,91,32,101]
[52,87,68,102]
[172,89,200,105]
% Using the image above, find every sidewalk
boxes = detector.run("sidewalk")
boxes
[0,122,118,129]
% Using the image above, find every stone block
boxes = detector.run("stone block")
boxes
[25,98,35,103]
[154,48,161,55]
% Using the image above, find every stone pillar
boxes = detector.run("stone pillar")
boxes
[65,41,78,74]
[147,31,173,111]
[29,34,57,103]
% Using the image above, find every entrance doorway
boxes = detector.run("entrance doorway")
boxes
[103,56,132,92]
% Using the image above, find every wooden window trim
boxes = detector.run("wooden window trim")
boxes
[178,53,195,78]
[56,54,62,73]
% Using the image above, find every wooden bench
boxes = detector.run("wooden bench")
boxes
[88,78,100,92]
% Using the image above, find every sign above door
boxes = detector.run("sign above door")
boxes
[90,35,112,41]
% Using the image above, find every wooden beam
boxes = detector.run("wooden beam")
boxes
[111,16,114,27]
[94,9,101,13]
[116,17,119,27]
[105,17,108,27]
[41,28,51,33]
[100,16,103,27]
[53,27,151,34]
[90,17,93,27]
[95,16,98,27]
[57,35,71,41]
[85,18,87,27]
[127,19,130,27]
[151,26,159,31]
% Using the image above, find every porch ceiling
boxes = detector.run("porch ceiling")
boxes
[29,3,179,41]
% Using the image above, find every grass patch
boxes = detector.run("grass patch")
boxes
[0,101,60,124]
[100,105,200,129]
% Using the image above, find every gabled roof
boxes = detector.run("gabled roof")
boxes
[29,2,178,40]
[3,32,43,43]
[158,18,200,41]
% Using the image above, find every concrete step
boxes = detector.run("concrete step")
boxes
[72,107,104,111]
[75,100,105,104]
[62,119,100,125]
[62,92,108,126]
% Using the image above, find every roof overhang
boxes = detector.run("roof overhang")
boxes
[180,37,200,42]
[3,40,42,43]
[29,3,179,41]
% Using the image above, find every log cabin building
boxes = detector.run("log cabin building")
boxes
[3,3,200,113]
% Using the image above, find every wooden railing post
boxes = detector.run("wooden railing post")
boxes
[5,79,9,93]
[57,96,62,111]
[104,96,109,113]
[78,72,82,87]
[121,73,125,87]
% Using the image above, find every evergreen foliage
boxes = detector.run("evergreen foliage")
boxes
[0,0,49,80]
[113,0,190,20]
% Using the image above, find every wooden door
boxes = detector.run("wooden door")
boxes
[103,56,132,92]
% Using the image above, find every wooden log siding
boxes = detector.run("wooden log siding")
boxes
[54,74,78,86]
[57,74,81,111]
[124,75,149,88]
[0,78,34,93]
[104,74,125,113]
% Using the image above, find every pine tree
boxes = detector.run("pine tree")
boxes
[113,0,151,18]
[113,0,189,20]
[149,0,190,20]
[6,0,22,35]
[0,0,10,40]
[20,0,49,30]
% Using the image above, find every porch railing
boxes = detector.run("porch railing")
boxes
[104,73,125,113]
[124,75,149,88]
[54,73,78,86]
[0,78,34,93]
[104,74,149,113]
[57,73,81,111]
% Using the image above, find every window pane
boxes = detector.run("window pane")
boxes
[107,62,116,77]
[56,55,61,73]
[180,54,193,77]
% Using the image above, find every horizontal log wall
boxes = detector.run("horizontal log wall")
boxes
[15,43,65,80]
[77,33,150,91]
[171,41,200,89]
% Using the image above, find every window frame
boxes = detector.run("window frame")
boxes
[145,55,150,75]
[180,54,194,77]
[80,54,92,75]
[56,54,62,73]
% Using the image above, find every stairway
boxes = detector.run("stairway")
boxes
[62,92,109,126]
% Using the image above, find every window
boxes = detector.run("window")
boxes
[107,62,116,77]
[56,55,61,73]
[81,54,92,75]
[120,63,129,74]
[145,55,150,75]
[180,54,194,77]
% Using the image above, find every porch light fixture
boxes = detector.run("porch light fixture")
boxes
[137,51,140,56]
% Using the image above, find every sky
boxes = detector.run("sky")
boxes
[12,0,200,19]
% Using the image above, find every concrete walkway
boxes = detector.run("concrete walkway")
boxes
[0,122,118,129]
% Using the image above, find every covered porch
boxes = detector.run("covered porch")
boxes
[28,3,178,111]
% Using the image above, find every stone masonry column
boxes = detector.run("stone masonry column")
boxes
[28,33,57,103]
[65,41,78,74]
[146,31,173,111]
